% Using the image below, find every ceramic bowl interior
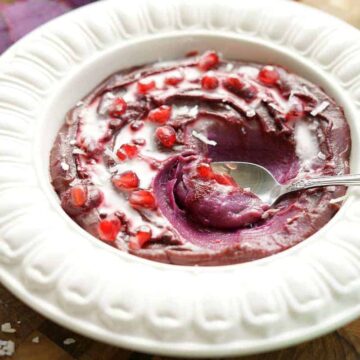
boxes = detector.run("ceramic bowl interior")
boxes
[36,32,358,256]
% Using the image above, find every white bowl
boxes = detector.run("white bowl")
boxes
[1,0,360,357]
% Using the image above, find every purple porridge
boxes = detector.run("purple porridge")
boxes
[50,51,351,266]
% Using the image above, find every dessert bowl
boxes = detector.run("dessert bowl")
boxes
[1,0,360,357]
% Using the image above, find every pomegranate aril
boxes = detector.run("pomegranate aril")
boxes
[129,190,156,210]
[70,185,87,207]
[214,173,237,186]
[223,75,245,94]
[116,149,127,161]
[98,216,122,242]
[149,159,161,170]
[109,118,122,130]
[165,73,183,86]
[130,120,144,131]
[198,51,220,71]
[258,66,279,86]
[197,163,214,180]
[61,186,102,216]
[147,105,172,124]
[240,85,258,102]
[117,143,138,160]
[112,171,139,190]
[186,50,199,57]
[88,187,104,208]
[137,79,156,94]
[286,102,305,121]
[201,74,219,90]
[155,125,176,148]
[137,226,152,243]
[133,138,146,146]
[123,143,138,158]
[109,97,127,117]
[129,225,152,250]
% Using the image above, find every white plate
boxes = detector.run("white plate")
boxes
[1,0,360,357]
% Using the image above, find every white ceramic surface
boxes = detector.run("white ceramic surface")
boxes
[1,0,360,357]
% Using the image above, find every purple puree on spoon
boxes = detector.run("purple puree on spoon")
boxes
[173,155,267,229]
[50,51,351,266]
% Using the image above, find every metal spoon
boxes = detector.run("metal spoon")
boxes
[211,161,358,205]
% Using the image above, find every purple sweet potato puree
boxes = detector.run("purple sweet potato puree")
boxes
[50,51,351,266]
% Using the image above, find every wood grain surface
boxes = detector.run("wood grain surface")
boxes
[1,0,360,359]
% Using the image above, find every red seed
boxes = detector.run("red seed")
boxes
[129,190,156,210]
[258,66,279,86]
[109,118,122,130]
[201,74,219,90]
[186,50,199,57]
[136,227,152,244]
[130,120,144,131]
[116,143,138,161]
[109,97,127,117]
[98,216,122,242]
[285,102,305,121]
[116,149,127,161]
[112,171,139,190]
[223,75,245,94]
[214,173,237,186]
[196,163,214,180]
[133,138,146,146]
[129,225,152,250]
[198,51,220,71]
[147,105,172,124]
[137,79,156,94]
[165,73,183,86]
[122,143,138,158]
[70,186,87,207]
[240,85,258,102]
[155,125,176,148]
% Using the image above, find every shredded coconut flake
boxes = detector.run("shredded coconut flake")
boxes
[246,109,256,117]
[32,337,40,344]
[0,340,15,356]
[72,148,86,155]
[317,152,326,160]
[104,147,118,162]
[98,92,115,115]
[172,145,185,151]
[225,63,234,72]
[1,323,16,334]
[60,162,70,171]
[330,195,347,204]
[311,101,330,116]
[63,338,76,346]
[261,208,280,220]
[192,130,217,146]
[188,105,199,118]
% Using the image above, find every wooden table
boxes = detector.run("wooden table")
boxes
[1,0,360,359]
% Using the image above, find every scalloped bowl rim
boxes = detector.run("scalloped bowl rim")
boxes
[0,0,359,357]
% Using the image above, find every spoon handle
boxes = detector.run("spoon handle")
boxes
[286,174,360,193]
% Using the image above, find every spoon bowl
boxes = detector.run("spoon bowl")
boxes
[211,162,281,204]
[211,161,360,205]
